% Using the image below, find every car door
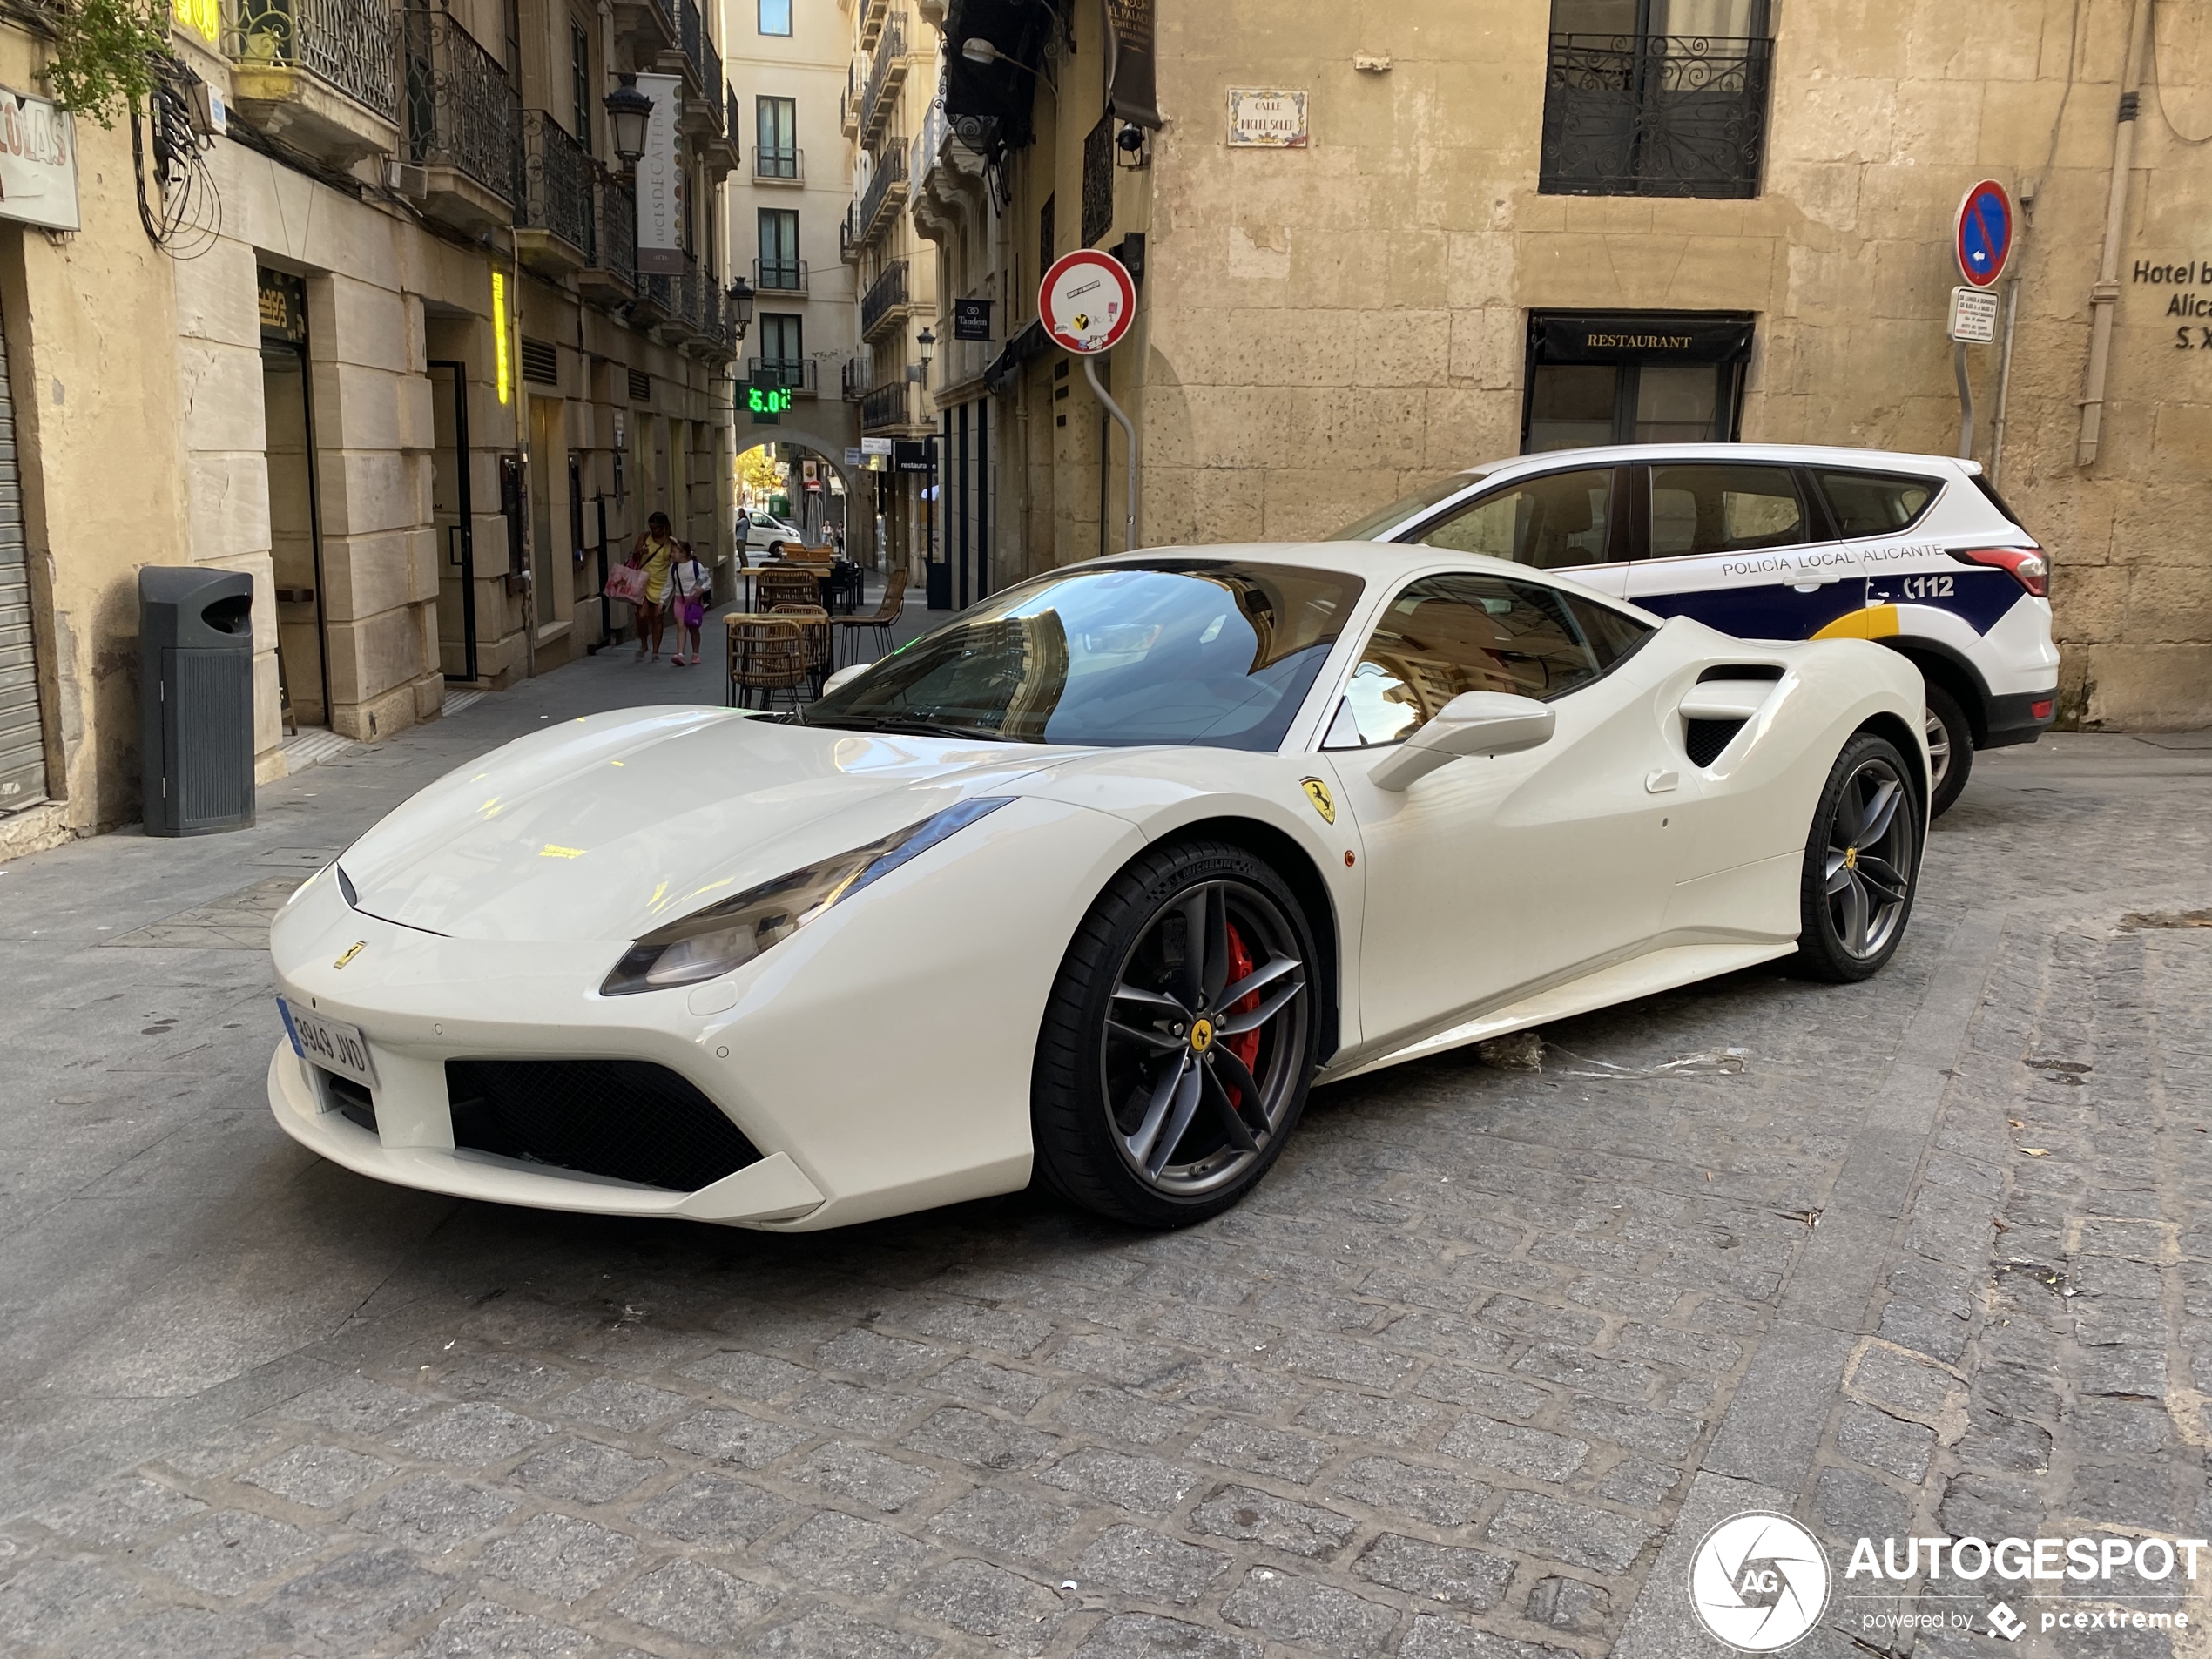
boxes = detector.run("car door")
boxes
[1319,570,1685,1055]
[1619,462,1865,639]
[1399,465,1634,598]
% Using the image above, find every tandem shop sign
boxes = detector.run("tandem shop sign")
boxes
[0,87,78,232]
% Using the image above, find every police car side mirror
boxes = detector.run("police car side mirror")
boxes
[1369,692,1554,792]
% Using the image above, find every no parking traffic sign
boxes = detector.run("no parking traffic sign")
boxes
[1039,248,1136,356]
[1955,179,2014,288]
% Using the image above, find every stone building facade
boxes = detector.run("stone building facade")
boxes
[911,0,2212,730]
[1,0,745,856]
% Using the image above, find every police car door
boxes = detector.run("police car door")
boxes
[1816,467,2016,639]
[1399,465,1633,598]
[1618,462,1864,640]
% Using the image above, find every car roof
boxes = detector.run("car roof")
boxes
[1091,543,1541,583]
[1439,442,1977,482]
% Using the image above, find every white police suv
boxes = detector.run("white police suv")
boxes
[1336,443,2058,816]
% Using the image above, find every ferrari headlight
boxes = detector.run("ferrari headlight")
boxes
[600,797,1013,995]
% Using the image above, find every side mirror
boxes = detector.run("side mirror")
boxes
[1368,691,1554,792]
[819,662,870,698]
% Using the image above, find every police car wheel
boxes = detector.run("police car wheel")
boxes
[1794,732,1922,984]
[1922,683,1973,819]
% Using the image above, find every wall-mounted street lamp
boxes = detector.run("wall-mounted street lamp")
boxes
[916,326,935,381]
[728,275,755,341]
[604,75,653,168]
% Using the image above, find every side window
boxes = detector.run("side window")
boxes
[1325,576,1603,747]
[1562,593,1653,669]
[1414,469,1614,570]
[1645,465,1809,560]
[1816,470,1938,539]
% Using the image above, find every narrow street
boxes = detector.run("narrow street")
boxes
[0,644,2205,1659]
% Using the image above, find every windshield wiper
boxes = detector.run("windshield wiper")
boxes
[805,714,1022,742]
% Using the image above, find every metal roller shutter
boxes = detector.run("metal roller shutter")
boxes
[0,299,46,813]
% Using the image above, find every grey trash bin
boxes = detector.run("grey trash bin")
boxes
[140,566,256,836]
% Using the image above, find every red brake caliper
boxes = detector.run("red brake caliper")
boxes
[1224,924,1262,1109]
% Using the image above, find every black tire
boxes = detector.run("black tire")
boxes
[767,541,789,560]
[1033,840,1320,1229]
[1794,732,1923,983]
[1922,680,1973,819]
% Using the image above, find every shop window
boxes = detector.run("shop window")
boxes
[1540,0,1774,199]
[1521,312,1751,453]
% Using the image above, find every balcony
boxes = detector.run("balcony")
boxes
[679,0,702,81]
[1539,34,1774,199]
[641,255,702,339]
[840,203,861,263]
[226,0,400,168]
[860,9,909,145]
[861,378,914,432]
[857,0,887,51]
[578,172,638,304]
[401,6,520,233]
[610,0,677,64]
[749,357,819,397]
[515,111,594,277]
[754,258,808,293]
[860,259,908,338]
[841,356,867,401]
[856,140,907,244]
[755,145,803,183]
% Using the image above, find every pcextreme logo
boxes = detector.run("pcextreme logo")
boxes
[1689,1513,1831,1651]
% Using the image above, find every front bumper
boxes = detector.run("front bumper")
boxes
[1982,686,2058,750]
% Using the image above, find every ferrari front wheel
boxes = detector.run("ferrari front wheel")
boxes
[1033,841,1318,1228]
[1793,732,1922,983]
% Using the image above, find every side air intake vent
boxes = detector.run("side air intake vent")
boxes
[1685,718,1748,767]
[445,1060,764,1192]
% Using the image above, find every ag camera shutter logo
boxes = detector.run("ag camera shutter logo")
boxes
[1689,1512,1831,1650]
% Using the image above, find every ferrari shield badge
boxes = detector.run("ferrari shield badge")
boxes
[1300,778,1336,825]
[334,941,367,969]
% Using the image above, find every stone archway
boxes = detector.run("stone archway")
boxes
[738,428,873,559]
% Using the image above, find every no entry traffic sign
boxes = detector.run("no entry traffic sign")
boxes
[1040,248,1136,356]
[1955,179,2014,288]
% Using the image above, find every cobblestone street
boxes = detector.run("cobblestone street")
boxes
[1,657,2207,1659]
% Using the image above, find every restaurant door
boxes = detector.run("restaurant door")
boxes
[1522,311,1754,453]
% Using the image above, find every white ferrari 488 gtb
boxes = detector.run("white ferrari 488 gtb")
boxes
[269,544,1927,1231]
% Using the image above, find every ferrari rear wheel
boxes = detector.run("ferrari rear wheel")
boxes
[1793,732,1921,983]
[1033,841,1318,1228]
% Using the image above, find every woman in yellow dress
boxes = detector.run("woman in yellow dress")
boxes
[631,512,678,662]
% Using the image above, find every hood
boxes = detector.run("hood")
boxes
[339,706,1057,942]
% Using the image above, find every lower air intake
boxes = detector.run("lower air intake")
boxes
[323,1071,379,1135]
[445,1060,764,1192]
[1685,717,1748,767]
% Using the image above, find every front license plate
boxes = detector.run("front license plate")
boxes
[277,998,379,1090]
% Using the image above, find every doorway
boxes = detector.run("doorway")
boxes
[1521,311,1754,452]
[260,268,329,728]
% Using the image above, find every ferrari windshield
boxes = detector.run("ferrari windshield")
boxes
[799,561,1363,750]
[1330,471,1489,540]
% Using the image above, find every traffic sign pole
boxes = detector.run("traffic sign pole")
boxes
[1040,248,1140,551]
[1946,180,2014,462]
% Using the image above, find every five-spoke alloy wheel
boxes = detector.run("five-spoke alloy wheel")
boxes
[1796,732,1922,981]
[1033,841,1318,1226]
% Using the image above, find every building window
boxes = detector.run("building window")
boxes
[1521,312,1752,452]
[758,0,791,35]
[1082,113,1114,246]
[758,208,802,291]
[757,96,798,178]
[570,20,592,152]
[1539,0,1773,199]
[758,313,805,383]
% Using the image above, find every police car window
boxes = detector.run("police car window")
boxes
[1817,470,1938,538]
[1647,465,1808,559]
[1415,469,1613,569]
[1325,575,1604,747]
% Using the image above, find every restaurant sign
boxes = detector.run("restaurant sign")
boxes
[0,87,78,232]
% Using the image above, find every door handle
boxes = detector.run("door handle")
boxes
[1645,768,1679,793]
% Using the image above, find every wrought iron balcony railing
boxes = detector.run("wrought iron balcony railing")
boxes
[402,7,520,202]
[754,258,808,293]
[518,111,593,257]
[705,35,723,128]
[842,356,867,401]
[594,172,637,287]
[756,145,801,180]
[749,357,819,395]
[857,140,907,240]
[860,259,907,334]
[728,86,741,145]
[860,9,907,138]
[230,0,400,119]
[642,253,705,330]
[861,379,913,430]
[1539,33,1773,199]
[679,0,703,84]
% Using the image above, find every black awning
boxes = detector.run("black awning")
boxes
[942,0,1055,154]
[1531,312,1755,364]
[984,318,1049,394]
[1105,0,1158,127]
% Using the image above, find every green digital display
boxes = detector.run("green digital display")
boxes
[746,381,792,423]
